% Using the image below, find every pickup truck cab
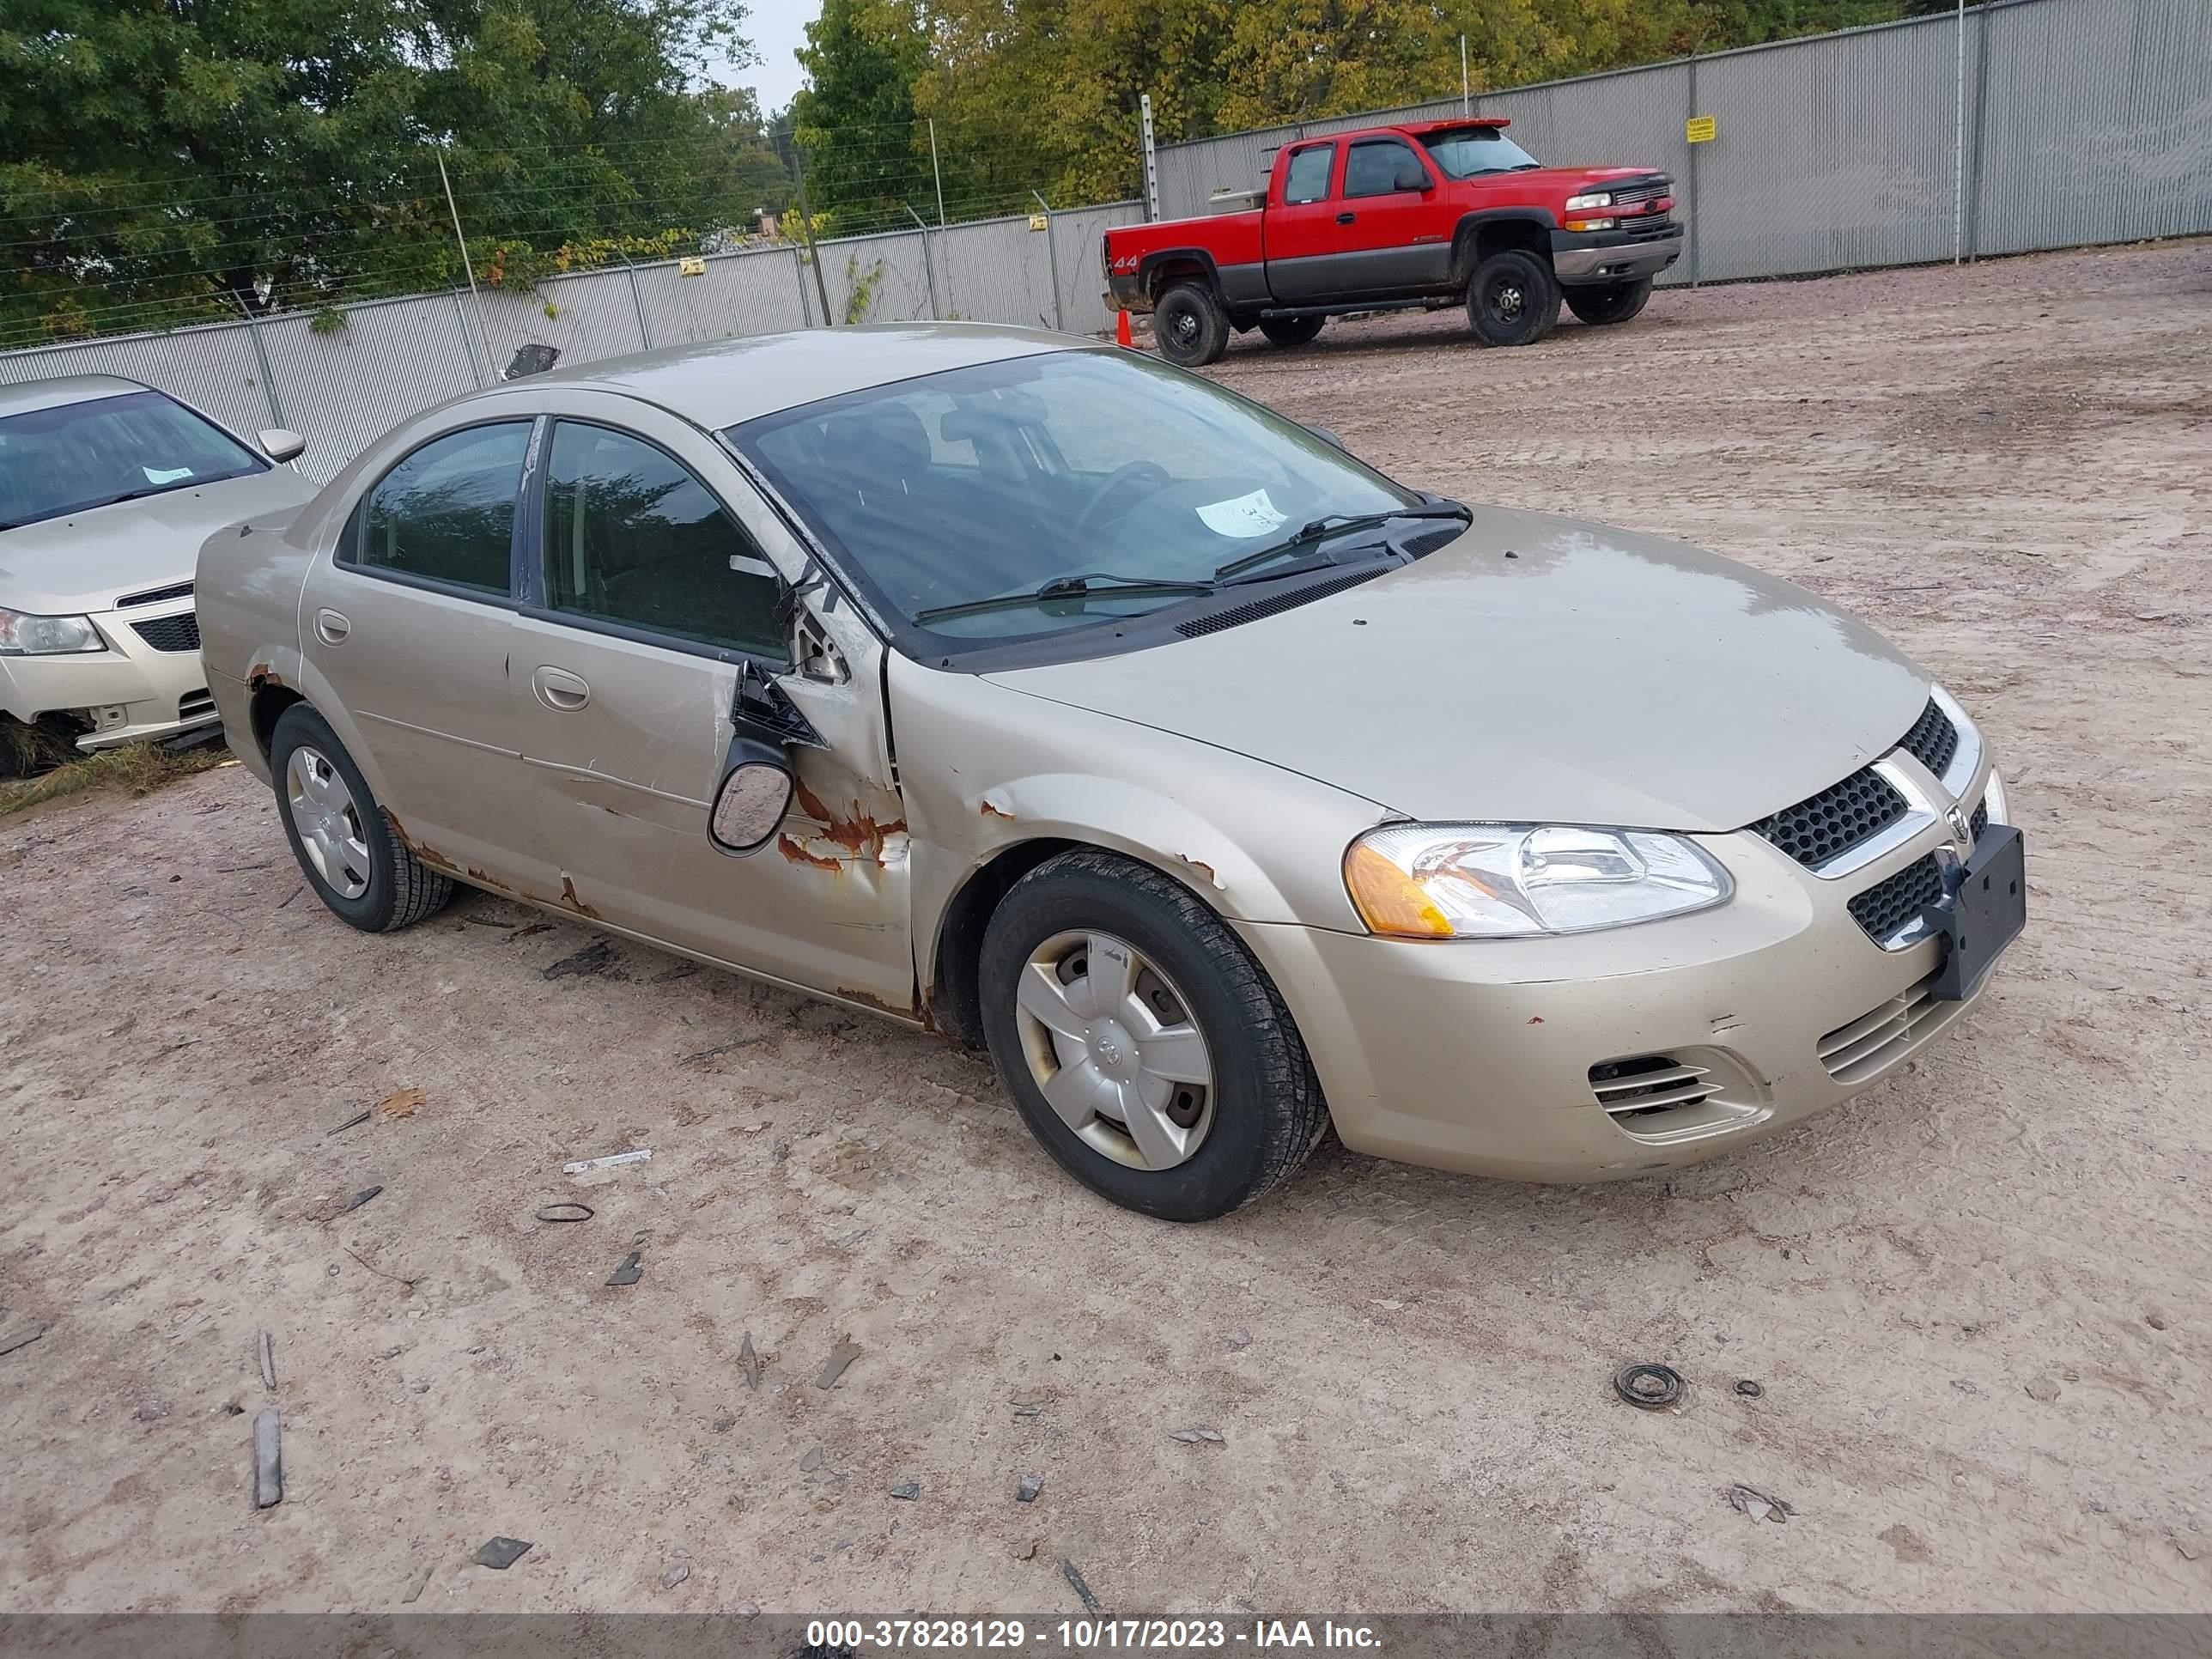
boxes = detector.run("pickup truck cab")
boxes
[1105,118,1682,365]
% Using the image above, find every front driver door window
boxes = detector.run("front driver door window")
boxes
[304,419,534,883]
[510,414,911,1009]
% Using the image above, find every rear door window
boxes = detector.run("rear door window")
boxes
[1282,145,1337,205]
[350,422,531,596]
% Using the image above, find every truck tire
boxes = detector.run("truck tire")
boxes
[1258,315,1324,349]
[1154,283,1230,368]
[1466,249,1561,347]
[1565,277,1653,327]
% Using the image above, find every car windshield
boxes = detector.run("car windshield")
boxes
[730,349,1413,642]
[0,389,265,532]
[1420,127,1541,178]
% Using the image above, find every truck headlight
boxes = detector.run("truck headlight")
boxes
[1565,191,1614,211]
[1344,823,1732,939]
[0,606,106,655]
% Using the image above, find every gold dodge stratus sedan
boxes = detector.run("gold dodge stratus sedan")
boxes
[198,324,2023,1220]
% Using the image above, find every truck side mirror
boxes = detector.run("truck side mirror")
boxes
[1394,162,1431,192]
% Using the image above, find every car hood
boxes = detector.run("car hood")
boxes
[982,509,1929,833]
[0,468,314,612]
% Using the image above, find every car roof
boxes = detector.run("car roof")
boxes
[0,374,150,417]
[483,322,1093,429]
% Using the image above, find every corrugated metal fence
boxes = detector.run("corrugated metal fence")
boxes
[0,203,1141,483]
[1155,0,2212,286]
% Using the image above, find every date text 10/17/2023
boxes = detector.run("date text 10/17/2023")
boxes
[805,1620,1383,1650]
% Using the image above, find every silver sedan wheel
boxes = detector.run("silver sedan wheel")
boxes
[1013,930,1215,1171]
[285,744,372,900]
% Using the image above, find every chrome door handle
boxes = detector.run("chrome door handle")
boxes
[532,665,591,710]
[314,608,350,644]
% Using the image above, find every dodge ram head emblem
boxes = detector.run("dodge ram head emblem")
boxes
[1945,802,1974,850]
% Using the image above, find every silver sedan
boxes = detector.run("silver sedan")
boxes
[197,325,2022,1220]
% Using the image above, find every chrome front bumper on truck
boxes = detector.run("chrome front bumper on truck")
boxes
[1552,222,1686,285]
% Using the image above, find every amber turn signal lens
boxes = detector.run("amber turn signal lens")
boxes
[1343,842,1455,939]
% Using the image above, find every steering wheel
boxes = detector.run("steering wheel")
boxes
[1071,461,1172,541]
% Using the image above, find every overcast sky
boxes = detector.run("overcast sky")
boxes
[710,0,823,114]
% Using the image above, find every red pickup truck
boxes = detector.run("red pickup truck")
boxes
[1105,118,1682,366]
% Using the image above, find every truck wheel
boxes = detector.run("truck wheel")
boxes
[1154,283,1230,368]
[1466,249,1561,347]
[1565,277,1653,326]
[1258,315,1324,349]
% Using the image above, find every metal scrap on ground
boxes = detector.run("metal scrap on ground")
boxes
[258,1330,276,1391]
[1060,1558,1103,1613]
[606,1250,643,1286]
[739,1332,763,1390]
[1728,1484,1796,1523]
[252,1409,283,1508]
[1016,1474,1043,1504]
[473,1537,533,1570]
[563,1149,652,1174]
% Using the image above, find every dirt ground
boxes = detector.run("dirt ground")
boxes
[3,240,2208,1619]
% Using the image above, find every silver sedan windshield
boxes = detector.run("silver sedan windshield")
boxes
[729,349,1412,640]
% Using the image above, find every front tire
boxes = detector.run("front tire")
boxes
[270,704,451,933]
[1565,276,1653,326]
[1152,283,1230,368]
[1258,314,1324,349]
[1466,248,1561,346]
[978,849,1328,1221]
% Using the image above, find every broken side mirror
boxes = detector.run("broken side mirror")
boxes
[710,738,796,854]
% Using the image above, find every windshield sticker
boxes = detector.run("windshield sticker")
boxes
[1195,488,1288,539]
[142,465,194,485]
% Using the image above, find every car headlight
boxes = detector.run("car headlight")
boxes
[1344,823,1732,939]
[0,606,106,656]
[1565,191,1614,211]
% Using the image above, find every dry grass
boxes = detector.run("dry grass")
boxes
[0,738,229,818]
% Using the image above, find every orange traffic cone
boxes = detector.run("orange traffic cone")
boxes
[1115,308,1134,349]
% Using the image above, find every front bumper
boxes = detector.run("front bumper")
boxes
[1552,223,1685,285]
[1237,758,2007,1182]
[0,599,214,749]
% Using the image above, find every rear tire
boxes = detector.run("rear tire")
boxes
[1466,248,1561,347]
[270,704,451,933]
[978,849,1328,1221]
[1153,283,1230,368]
[1258,314,1324,349]
[1565,276,1653,326]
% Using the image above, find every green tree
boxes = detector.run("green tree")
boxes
[788,0,929,230]
[0,0,759,343]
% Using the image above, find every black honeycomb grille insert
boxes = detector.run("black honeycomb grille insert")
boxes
[1849,854,1943,943]
[1970,798,1989,839]
[1753,767,1910,869]
[130,612,201,653]
[1897,698,1960,778]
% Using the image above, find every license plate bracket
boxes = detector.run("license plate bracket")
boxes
[1923,824,2027,1002]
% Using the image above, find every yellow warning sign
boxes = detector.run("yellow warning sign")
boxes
[678,256,707,277]
[1028,213,1050,232]
[1686,115,1717,144]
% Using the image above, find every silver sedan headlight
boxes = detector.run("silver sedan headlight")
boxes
[1345,823,1732,939]
[0,605,106,655]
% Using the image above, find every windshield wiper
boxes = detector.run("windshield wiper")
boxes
[1212,501,1472,583]
[913,571,1218,625]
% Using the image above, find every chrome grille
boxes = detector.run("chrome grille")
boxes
[1608,178,1672,205]
[130,612,201,653]
[1897,698,1960,778]
[1754,768,1910,868]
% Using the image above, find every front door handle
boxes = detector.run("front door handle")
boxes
[314,608,350,645]
[1336,211,1356,224]
[532,665,591,710]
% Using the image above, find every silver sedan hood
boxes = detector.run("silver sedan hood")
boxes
[984,508,1930,832]
[0,468,313,612]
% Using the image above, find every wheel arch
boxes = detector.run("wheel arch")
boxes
[1138,248,1224,303]
[1451,209,1557,284]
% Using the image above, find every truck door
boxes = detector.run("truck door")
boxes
[1329,137,1453,296]
[1263,142,1344,304]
